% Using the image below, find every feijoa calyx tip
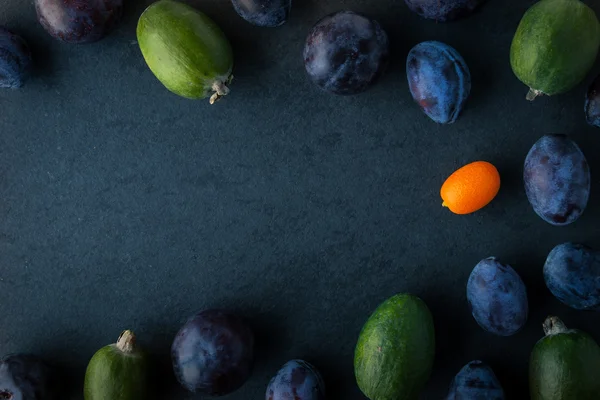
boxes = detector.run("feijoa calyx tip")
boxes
[543,316,568,336]
[115,330,137,353]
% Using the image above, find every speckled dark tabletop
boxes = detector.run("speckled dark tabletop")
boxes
[1,0,600,398]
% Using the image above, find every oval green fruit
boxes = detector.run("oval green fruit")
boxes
[84,330,148,400]
[137,0,234,103]
[510,0,600,100]
[354,293,435,400]
[530,316,600,400]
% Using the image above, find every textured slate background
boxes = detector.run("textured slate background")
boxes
[1,0,600,398]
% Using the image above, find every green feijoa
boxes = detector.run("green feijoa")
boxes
[510,0,600,100]
[137,0,234,104]
[354,293,435,400]
[84,330,148,400]
[530,316,600,400]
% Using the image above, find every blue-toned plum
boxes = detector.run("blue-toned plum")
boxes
[35,0,123,44]
[266,359,325,400]
[406,41,471,124]
[232,0,291,27]
[303,11,389,95]
[524,135,589,226]
[447,360,504,400]
[405,0,487,22]
[585,74,600,127]
[467,257,528,336]
[0,28,32,88]
[171,309,254,395]
[0,354,57,399]
[544,243,600,310]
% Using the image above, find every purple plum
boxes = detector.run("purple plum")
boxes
[35,0,123,44]
[171,309,254,395]
[467,257,528,336]
[447,360,505,400]
[405,0,488,22]
[303,11,389,95]
[407,41,471,124]
[232,0,291,27]
[544,243,600,310]
[0,27,32,88]
[585,74,600,127]
[524,135,589,226]
[0,354,57,400]
[266,360,325,400]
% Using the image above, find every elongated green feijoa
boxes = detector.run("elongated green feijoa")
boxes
[137,0,234,104]
[530,316,600,400]
[354,293,435,400]
[510,0,600,100]
[84,330,148,400]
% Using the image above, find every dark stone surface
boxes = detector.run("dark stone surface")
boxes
[1,0,600,398]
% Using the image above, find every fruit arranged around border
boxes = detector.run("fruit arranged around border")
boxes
[523,134,590,226]
[303,11,390,95]
[530,316,600,400]
[407,41,471,124]
[510,0,600,100]
[0,27,32,88]
[354,293,435,400]
[467,257,528,336]
[440,161,500,214]
[84,330,148,400]
[544,243,600,311]
[2,0,600,398]
[137,0,234,104]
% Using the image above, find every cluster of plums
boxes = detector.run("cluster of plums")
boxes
[463,134,595,337]
[303,11,473,124]
[468,243,600,338]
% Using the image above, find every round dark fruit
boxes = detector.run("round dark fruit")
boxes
[405,0,487,22]
[406,40,471,124]
[0,27,32,88]
[266,359,325,400]
[171,309,254,395]
[585,74,600,127]
[303,11,389,95]
[467,257,528,336]
[35,0,123,44]
[0,354,56,400]
[524,134,589,226]
[232,0,291,27]
[447,360,505,399]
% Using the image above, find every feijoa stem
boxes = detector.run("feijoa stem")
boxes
[116,330,136,354]
[526,88,542,101]
[209,80,231,105]
[543,316,568,336]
